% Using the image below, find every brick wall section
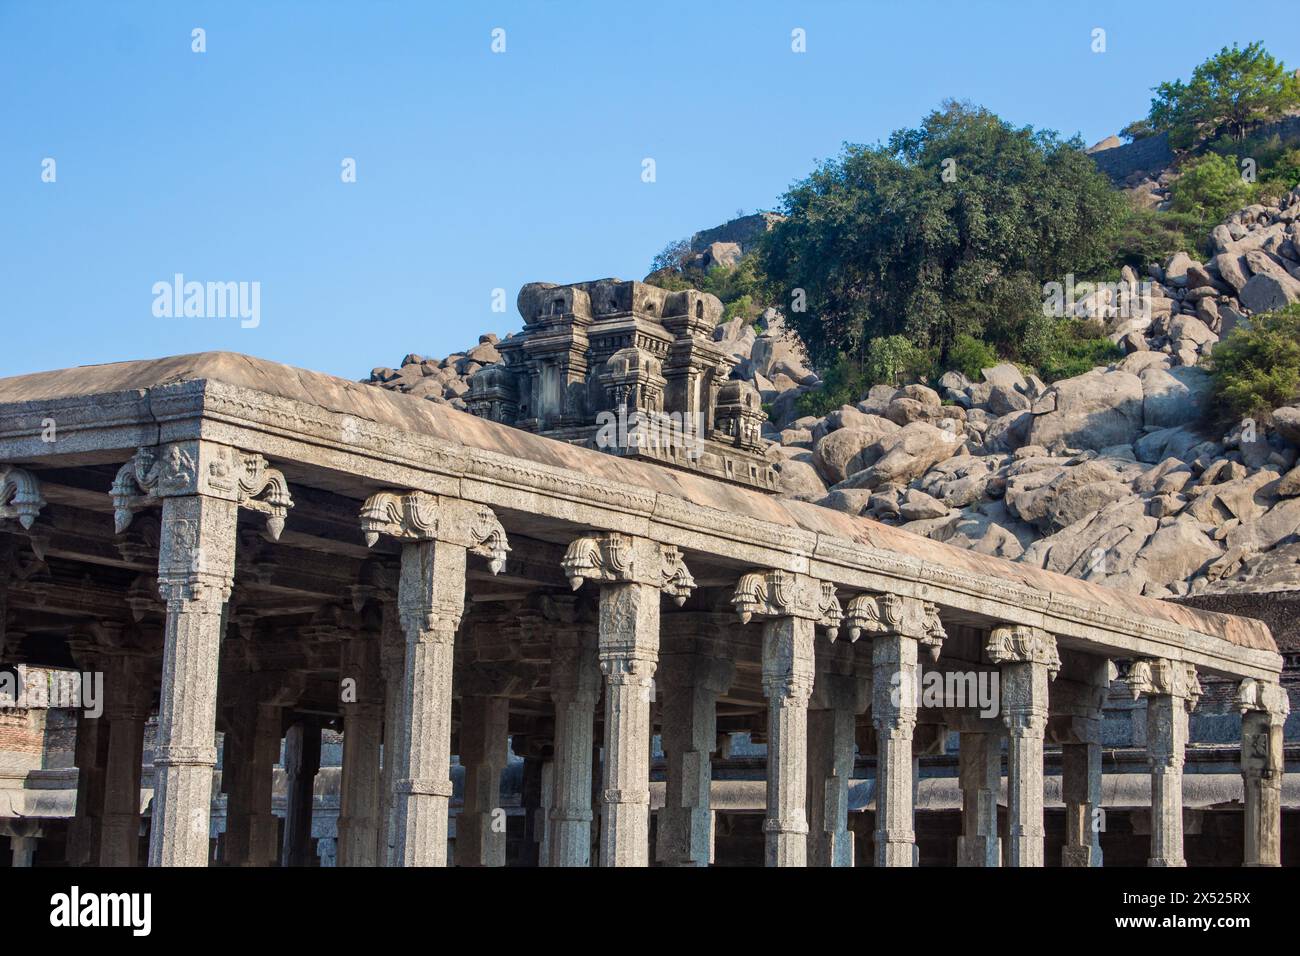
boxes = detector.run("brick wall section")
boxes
[0,708,47,771]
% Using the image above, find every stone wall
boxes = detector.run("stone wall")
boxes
[1089,132,1173,184]
[1089,114,1300,185]
[690,212,784,254]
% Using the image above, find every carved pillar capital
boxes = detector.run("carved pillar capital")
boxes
[361,493,507,640]
[1237,678,1289,726]
[562,533,695,605]
[732,570,841,637]
[112,443,293,540]
[844,591,943,657]
[360,491,509,571]
[1128,658,1200,710]
[986,625,1060,676]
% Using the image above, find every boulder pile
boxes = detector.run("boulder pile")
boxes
[367,187,1300,599]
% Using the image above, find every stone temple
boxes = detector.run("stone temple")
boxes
[467,280,774,491]
[0,283,1290,868]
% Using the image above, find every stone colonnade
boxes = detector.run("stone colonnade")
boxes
[2,451,1287,868]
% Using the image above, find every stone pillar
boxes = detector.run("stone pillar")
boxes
[956,732,1001,867]
[1129,658,1200,867]
[597,579,658,868]
[1238,678,1289,867]
[734,569,842,867]
[518,753,545,867]
[456,695,510,866]
[391,547,459,869]
[562,534,695,867]
[845,592,945,868]
[149,492,238,867]
[110,442,291,867]
[222,697,285,867]
[66,709,109,865]
[361,491,509,867]
[11,835,38,867]
[537,760,554,866]
[337,636,383,867]
[1057,658,1111,868]
[655,645,733,866]
[99,653,153,867]
[317,836,337,867]
[281,719,322,867]
[807,643,868,867]
[378,600,404,866]
[1060,737,1102,867]
[986,625,1059,868]
[548,623,600,867]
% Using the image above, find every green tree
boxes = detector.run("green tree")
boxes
[1148,43,1300,148]
[1169,152,1253,223]
[758,101,1125,370]
[1209,303,1300,419]
[948,334,1000,381]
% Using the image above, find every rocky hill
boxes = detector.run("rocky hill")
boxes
[365,185,1300,602]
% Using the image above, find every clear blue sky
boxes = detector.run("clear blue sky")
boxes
[3,1,1294,380]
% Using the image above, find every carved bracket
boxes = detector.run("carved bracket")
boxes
[360,491,509,574]
[1128,658,1200,709]
[1237,678,1288,724]
[111,444,293,540]
[561,533,695,605]
[0,465,46,531]
[843,592,944,658]
[732,570,842,638]
[986,624,1060,679]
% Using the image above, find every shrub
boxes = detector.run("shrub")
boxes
[1022,316,1123,383]
[948,334,1001,381]
[1209,303,1300,419]
[864,335,935,386]
[1256,146,1300,203]
[1170,152,1253,224]
[794,355,867,418]
[1111,204,1204,266]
